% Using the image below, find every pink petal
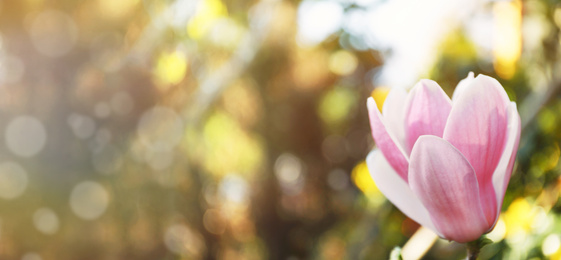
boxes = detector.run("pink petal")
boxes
[366,149,440,236]
[443,74,510,225]
[409,136,489,243]
[367,97,409,181]
[404,80,452,153]
[491,102,521,228]
[451,72,475,101]
[383,87,408,149]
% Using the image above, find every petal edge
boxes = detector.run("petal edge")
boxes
[409,135,490,243]
[491,102,521,228]
[366,149,439,235]
[367,97,410,181]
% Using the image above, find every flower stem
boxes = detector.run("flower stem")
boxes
[466,244,479,260]
[466,236,492,260]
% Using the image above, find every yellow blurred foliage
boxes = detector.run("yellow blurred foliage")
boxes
[543,143,560,172]
[549,243,561,260]
[98,0,139,19]
[503,198,536,236]
[318,87,356,125]
[538,107,558,134]
[153,50,188,89]
[493,0,522,79]
[439,30,478,62]
[352,161,381,199]
[200,111,264,177]
[371,88,390,113]
[208,18,246,49]
[187,0,227,40]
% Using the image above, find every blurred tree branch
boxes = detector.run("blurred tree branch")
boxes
[182,0,280,122]
[519,73,561,132]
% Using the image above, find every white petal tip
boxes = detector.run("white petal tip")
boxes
[367,96,377,110]
[510,101,517,109]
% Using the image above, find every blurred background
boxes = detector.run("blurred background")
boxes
[0,0,559,259]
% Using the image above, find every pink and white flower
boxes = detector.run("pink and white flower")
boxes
[366,73,521,243]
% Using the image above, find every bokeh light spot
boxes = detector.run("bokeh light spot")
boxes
[504,197,535,238]
[33,207,60,235]
[137,106,184,151]
[328,50,358,76]
[29,9,78,57]
[493,0,522,79]
[538,107,557,134]
[187,0,227,39]
[144,148,174,171]
[69,181,109,220]
[154,50,188,88]
[164,224,206,257]
[543,234,561,256]
[274,153,302,185]
[274,153,304,195]
[199,111,263,177]
[292,48,329,90]
[203,209,226,235]
[297,0,343,46]
[6,116,47,157]
[219,174,248,204]
[67,113,96,139]
[487,216,506,242]
[209,18,245,49]
[318,87,356,125]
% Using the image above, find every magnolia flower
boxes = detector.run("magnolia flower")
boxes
[366,73,521,243]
